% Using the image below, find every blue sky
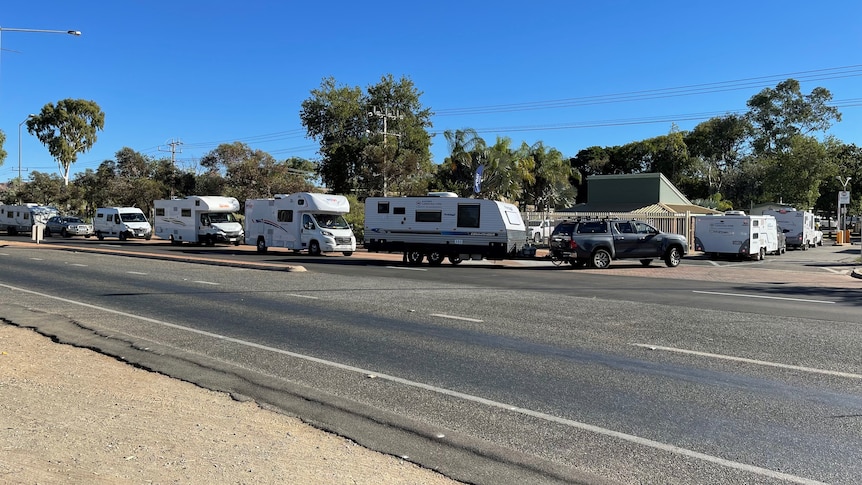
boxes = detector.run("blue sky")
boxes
[2,1,861,184]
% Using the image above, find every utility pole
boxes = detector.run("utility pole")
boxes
[367,107,402,196]
[159,138,183,198]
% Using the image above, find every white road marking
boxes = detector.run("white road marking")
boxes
[386,265,427,271]
[193,280,220,285]
[29,257,44,261]
[692,290,834,304]
[632,344,862,379]
[70,263,88,267]
[286,293,319,300]
[126,271,148,275]
[430,313,484,323]
[0,252,9,256]
[0,281,829,485]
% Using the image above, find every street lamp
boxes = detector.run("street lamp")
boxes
[0,26,81,83]
[18,114,35,183]
[836,176,852,242]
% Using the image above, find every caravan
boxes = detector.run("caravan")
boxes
[0,204,59,235]
[244,192,356,255]
[364,193,528,265]
[694,211,783,260]
[154,196,243,245]
[763,208,818,250]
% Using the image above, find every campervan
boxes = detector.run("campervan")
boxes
[94,207,152,241]
[694,211,782,260]
[763,208,818,249]
[154,196,243,245]
[364,193,528,265]
[0,204,59,235]
[244,192,356,255]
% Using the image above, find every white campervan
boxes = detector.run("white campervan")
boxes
[94,207,152,241]
[244,192,356,256]
[763,208,817,250]
[154,196,243,245]
[694,211,781,260]
[0,204,58,235]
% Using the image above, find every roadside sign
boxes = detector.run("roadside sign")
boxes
[839,191,851,204]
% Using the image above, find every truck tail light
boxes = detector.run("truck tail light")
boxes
[569,240,578,250]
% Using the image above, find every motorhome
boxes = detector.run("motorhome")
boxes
[94,207,152,241]
[244,192,356,255]
[154,196,243,245]
[694,211,782,260]
[0,204,59,235]
[763,208,818,249]
[364,193,528,265]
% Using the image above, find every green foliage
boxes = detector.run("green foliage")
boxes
[343,194,365,242]
[0,130,7,168]
[300,75,433,197]
[26,99,105,185]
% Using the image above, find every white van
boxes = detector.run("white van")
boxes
[245,193,356,256]
[94,207,152,241]
[694,211,781,260]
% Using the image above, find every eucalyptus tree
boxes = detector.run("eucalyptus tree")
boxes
[26,99,105,186]
[685,114,750,196]
[300,75,433,197]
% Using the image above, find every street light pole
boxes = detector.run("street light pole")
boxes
[18,114,34,183]
[0,26,81,99]
[836,175,852,244]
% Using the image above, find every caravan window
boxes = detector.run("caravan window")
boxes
[181,209,191,217]
[416,211,442,223]
[457,204,480,228]
[155,208,165,216]
[393,207,405,215]
[377,202,390,214]
[278,210,293,223]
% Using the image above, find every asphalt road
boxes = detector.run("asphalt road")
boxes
[2,236,861,484]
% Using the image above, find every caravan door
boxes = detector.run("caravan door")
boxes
[300,213,315,250]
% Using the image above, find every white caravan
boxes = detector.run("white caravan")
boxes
[0,204,59,235]
[154,196,244,245]
[94,207,152,241]
[364,193,528,265]
[245,192,356,256]
[763,208,818,250]
[694,211,782,260]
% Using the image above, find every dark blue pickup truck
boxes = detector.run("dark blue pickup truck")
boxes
[548,218,688,269]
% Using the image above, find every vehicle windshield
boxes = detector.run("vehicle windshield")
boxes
[314,213,350,229]
[208,212,237,223]
[65,217,85,223]
[120,212,148,223]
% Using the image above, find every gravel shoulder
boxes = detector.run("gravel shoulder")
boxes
[0,324,461,484]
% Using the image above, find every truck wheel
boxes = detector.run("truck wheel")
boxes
[119,232,127,241]
[309,240,322,256]
[640,259,652,267]
[406,250,424,265]
[448,255,462,265]
[256,237,267,254]
[759,248,766,261]
[342,251,353,256]
[664,247,682,267]
[96,231,104,241]
[590,248,612,269]
[427,251,445,266]
[61,228,69,238]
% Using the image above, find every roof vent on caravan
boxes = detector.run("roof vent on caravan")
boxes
[427,192,458,197]
[724,210,747,216]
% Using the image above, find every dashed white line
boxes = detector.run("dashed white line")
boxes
[126,271,148,275]
[633,343,862,379]
[386,265,427,271]
[193,280,220,285]
[692,290,834,304]
[286,293,319,299]
[430,313,484,323]
[0,281,830,485]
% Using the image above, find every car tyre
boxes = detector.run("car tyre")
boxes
[590,248,612,269]
[342,251,353,256]
[640,259,653,267]
[256,237,267,254]
[96,231,104,241]
[61,228,69,238]
[664,247,682,267]
[44,227,52,237]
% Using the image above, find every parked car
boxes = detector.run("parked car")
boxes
[526,219,553,244]
[44,215,94,238]
[548,218,688,269]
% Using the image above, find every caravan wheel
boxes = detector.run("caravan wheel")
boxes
[256,237,268,254]
[427,251,445,266]
[406,250,424,265]
[309,240,322,256]
[448,255,463,265]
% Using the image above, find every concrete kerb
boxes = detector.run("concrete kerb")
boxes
[0,239,308,272]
